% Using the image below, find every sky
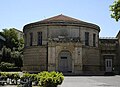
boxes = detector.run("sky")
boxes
[0,0,120,37]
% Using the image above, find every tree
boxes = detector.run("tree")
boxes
[110,0,120,21]
[1,46,12,62]
[1,28,19,50]
[11,49,23,68]
[1,28,24,69]
[18,38,24,53]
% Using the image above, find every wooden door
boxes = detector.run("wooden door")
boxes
[59,51,72,73]
[59,57,68,72]
[105,59,112,72]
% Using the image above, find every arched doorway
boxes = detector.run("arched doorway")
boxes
[58,50,72,73]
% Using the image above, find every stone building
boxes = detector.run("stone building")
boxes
[23,14,120,75]
[13,29,23,40]
[99,37,119,74]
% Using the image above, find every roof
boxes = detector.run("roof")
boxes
[116,30,120,38]
[13,28,23,33]
[39,14,81,22]
[23,14,100,31]
[99,37,118,40]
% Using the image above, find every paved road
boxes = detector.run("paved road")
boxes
[1,75,120,87]
[61,75,120,87]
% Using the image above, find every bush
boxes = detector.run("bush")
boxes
[12,73,20,84]
[0,62,21,71]
[22,72,31,79]
[30,74,38,81]
[0,72,20,84]
[0,62,14,71]
[38,71,64,87]
[0,72,7,80]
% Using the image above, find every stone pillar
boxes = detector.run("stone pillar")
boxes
[74,45,82,74]
[48,45,56,71]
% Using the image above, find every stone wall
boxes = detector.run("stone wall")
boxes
[80,27,99,47]
[82,47,100,71]
[24,26,48,47]
[117,33,120,72]
[23,46,47,72]
[23,20,100,74]
[24,25,99,48]
[48,42,83,74]
[48,26,80,38]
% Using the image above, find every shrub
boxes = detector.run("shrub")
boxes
[13,73,20,84]
[0,62,14,71]
[38,71,64,87]
[0,72,7,80]
[0,72,20,84]
[22,72,31,79]
[30,74,37,81]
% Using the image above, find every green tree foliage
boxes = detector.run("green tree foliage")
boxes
[110,0,120,21]
[2,46,12,62]
[2,28,19,49]
[11,50,23,67]
[18,38,24,54]
[0,62,15,71]
[1,46,23,68]
[1,28,24,69]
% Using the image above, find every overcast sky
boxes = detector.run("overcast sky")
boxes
[0,0,119,37]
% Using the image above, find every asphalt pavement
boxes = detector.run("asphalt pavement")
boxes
[61,75,120,87]
[1,75,120,87]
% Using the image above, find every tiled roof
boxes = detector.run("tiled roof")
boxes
[39,14,81,22]
[23,14,100,32]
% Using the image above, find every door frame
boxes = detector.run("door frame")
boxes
[105,58,113,72]
[102,54,114,72]
[58,50,72,73]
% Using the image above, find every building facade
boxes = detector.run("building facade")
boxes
[99,37,119,74]
[13,29,24,40]
[23,14,120,75]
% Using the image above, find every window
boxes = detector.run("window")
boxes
[30,33,33,46]
[93,34,96,47]
[85,32,89,46]
[38,32,42,46]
